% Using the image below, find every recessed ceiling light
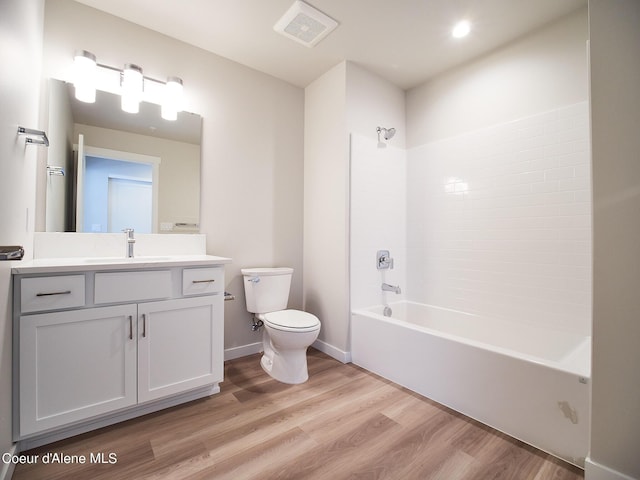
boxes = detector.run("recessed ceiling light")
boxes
[452,20,471,39]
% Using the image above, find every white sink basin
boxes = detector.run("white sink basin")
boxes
[80,256,172,264]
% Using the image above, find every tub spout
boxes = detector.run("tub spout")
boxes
[382,283,401,294]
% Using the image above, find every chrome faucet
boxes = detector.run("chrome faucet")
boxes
[382,283,401,294]
[377,250,394,270]
[122,228,135,258]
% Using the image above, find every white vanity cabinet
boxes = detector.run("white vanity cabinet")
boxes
[12,258,229,448]
[19,304,138,436]
[137,295,223,403]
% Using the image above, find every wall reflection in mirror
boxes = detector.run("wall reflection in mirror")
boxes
[40,79,202,233]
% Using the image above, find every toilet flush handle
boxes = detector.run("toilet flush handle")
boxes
[247,276,260,284]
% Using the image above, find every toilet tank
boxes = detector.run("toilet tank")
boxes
[241,267,293,313]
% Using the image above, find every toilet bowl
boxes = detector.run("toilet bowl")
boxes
[241,268,321,384]
[258,310,320,384]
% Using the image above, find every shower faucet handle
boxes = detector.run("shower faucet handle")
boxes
[377,250,394,270]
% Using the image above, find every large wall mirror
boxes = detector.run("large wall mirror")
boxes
[40,78,202,234]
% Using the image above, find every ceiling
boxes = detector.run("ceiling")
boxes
[74,0,586,90]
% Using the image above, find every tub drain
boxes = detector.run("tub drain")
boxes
[383,306,392,317]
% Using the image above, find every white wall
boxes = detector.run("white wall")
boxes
[407,103,591,335]
[41,0,304,355]
[402,8,590,337]
[407,8,588,147]
[346,63,406,149]
[0,1,44,477]
[350,135,406,310]
[587,1,640,479]
[347,63,408,312]
[304,61,405,359]
[303,62,349,357]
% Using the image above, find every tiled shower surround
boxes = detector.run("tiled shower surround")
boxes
[351,101,591,336]
[350,134,407,310]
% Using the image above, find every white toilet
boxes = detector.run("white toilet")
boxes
[241,267,321,384]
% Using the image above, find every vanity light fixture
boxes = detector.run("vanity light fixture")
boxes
[161,76,183,121]
[121,63,144,114]
[73,50,97,103]
[452,20,471,39]
[71,51,184,120]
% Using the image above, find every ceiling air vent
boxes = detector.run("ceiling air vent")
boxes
[274,0,338,48]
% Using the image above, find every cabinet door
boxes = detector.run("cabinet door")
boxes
[19,304,137,436]
[138,295,223,403]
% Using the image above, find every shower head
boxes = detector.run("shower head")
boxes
[377,126,396,140]
[376,126,396,148]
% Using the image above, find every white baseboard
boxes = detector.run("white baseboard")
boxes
[224,340,351,364]
[585,456,637,480]
[0,444,18,480]
[312,339,352,364]
[224,342,262,361]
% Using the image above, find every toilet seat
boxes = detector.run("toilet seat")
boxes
[262,309,320,333]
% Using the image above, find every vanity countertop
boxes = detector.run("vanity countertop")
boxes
[11,255,232,274]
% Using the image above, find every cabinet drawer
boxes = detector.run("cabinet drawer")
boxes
[20,275,85,313]
[95,270,172,304]
[182,267,223,296]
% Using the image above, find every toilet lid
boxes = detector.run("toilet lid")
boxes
[263,309,320,329]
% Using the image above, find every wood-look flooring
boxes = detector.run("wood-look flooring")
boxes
[13,349,584,480]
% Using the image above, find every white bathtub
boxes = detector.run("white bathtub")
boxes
[351,301,590,467]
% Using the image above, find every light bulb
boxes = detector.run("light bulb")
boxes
[121,63,143,114]
[161,76,183,121]
[452,20,471,39]
[73,50,97,103]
